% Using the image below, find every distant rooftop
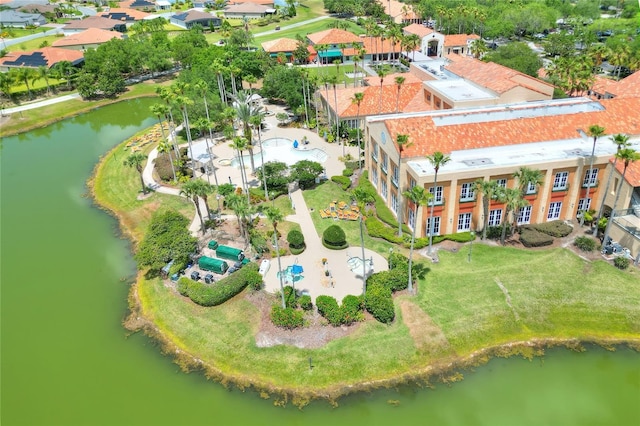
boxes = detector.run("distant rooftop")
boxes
[426,79,497,102]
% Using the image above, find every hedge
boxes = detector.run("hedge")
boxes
[342,168,354,177]
[316,295,364,326]
[316,295,342,326]
[283,285,297,308]
[299,295,313,310]
[177,263,261,306]
[366,267,408,292]
[331,175,351,190]
[364,282,395,324]
[365,216,402,243]
[574,236,596,252]
[270,306,304,329]
[614,257,630,270]
[341,295,364,325]
[527,220,573,238]
[388,252,409,269]
[519,227,554,247]
[287,229,305,254]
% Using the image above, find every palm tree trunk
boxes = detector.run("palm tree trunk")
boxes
[408,205,418,293]
[359,214,367,296]
[356,103,362,168]
[581,140,597,226]
[500,209,509,246]
[482,197,489,240]
[181,108,196,178]
[257,128,268,200]
[194,196,205,235]
[137,168,147,194]
[397,151,403,237]
[427,172,438,254]
[274,227,286,308]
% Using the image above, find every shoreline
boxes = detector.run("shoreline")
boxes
[89,130,640,408]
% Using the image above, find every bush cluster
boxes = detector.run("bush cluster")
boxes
[248,188,266,204]
[614,257,630,270]
[388,252,409,269]
[574,236,596,252]
[486,225,509,240]
[529,220,573,238]
[331,175,351,190]
[342,168,354,177]
[316,295,364,326]
[270,306,304,329]
[298,295,312,310]
[283,285,297,308]
[249,229,268,254]
[177,263,260,306]
[365,216,403,243]
[364,282,395,324]
[322,224,348,249]
[287,229,305,254]
[519,227,554,247]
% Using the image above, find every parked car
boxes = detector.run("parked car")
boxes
[204,273,214,284]
[275,26,280,30]
[190,271,201,281]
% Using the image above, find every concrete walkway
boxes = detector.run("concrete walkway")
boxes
[253,15,331,38]
[2,93,81,115]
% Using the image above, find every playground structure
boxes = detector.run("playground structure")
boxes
[347,256,374,278]
[277,262,304,284]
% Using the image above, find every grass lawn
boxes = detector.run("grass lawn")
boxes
[2,81,171,137]
[307,63,357,85]
[0,27,48,38]
[5,35,62,52]
[252,18,364,45]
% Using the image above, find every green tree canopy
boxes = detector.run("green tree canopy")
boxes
[290,160,324,189]
[483,42,543,77]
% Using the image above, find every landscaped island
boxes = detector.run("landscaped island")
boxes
[89,125,640,407]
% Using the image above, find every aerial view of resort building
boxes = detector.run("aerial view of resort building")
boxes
[1,0,639,424]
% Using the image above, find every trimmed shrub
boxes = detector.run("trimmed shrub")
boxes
[530,220,573,238]
[365,282,395,324]
[249,230,268,254]
[486,225,506,240]
[365,216,403,243]
[248,188,266,204]
[574,236,596,252]
[283,285,297,308]
[446,231,475,243]
[519,227,554,248]
[331,175,351,190]
[322,224,348,249]
[154,152,175,182]
[388,252,409,269]
[270,306,304,329]
[179,263,259,306]
[287,229,305,248]
[341,295,364,325]
[367,268,409,293]
[344,160,360,170]
[299,295,312,311]
[316,295,342,325]
[342,168,354,177]
[614,257,630,270]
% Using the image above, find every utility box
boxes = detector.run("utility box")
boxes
[198,256,229,274]
[215,245,245,262]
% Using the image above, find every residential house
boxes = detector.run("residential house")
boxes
[588,72,640,100]
[18,4,57,15]
[306,28,363,64]
[364,95,640,259]
[0,10,46,27]
[155,1,171,11]
[52,27,125,51]
[223,3,274,19]
[170,10,221,29]
[0,47,84,71]
[443,33,480,56]
[63,16,127,35]
[260,37,315,63]
[380,0,421,25]
[119,0,157,11]
[99,8,150,25]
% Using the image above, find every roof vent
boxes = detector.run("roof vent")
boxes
[462,158,493,166]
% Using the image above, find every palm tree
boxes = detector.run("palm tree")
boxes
[51,61,74,90]
[174,95,196,178]
[351,92,365,168]
[469,39,488,59]
[404,33,421,61]
[352,187,374,296]
[226,193,250,242]
[244,74,257,96]
[155,87,177,144]
[473,179,500,240]
[195,180,215,221]
[597,134,631,223]
[352,54,362,88]
[181,180,206,235]
[14,67,37,99]
[210,59,227,104]
[403,186,431,294]
[320,74,332,128]
[376,65,389,114]
[157,140,177,183]
[232,90,263,174]
[601,147,640,246]
[37,66,51,95]
[387,24,402,65]
[249,113,269,200]
[328,75,341,153]
[396,134,412,236]
[513,166,544,228]
[264,206,287,308]
[426,151,451,254]
[498,188,527,246]
[394,76,405,113]
[229,136,250,202]
[581,125,605,226]
[123,153,149,195]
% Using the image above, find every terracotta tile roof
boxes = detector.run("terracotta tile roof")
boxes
[319,82,427,117]
[444,33,479,47]
[99,7,149,20]
[0,47,83,68]
[64,16,124,30]
[52,28,124,47]
[381,0,419,21]
[445,53,554,95]
[261,37,298,53]
[615,71,640,99]
[382,97,640,160]
[403,23,434,38]
[307,28,362,45]
[361,36,403,55]
[614,158,640,186]
[590,75,620,96]
[363,72,422,86]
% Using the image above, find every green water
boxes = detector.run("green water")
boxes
[1,99,639,426]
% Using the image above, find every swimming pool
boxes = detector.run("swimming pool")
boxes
[231,137,328,168]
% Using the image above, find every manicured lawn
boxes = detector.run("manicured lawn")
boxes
[252,18,364,45]
[5,35,62,52]
[307,63,357,85]
[0,27,48,38]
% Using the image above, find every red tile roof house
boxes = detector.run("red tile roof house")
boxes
[587,71,640,101]
[260,37,315,63]
[380,0,422,25]
[0,47,84,71]
[62,16,127,35]
[364,94,640,258]
[306,29,363,64]
[223,3,274,19]
[52,27,124,51]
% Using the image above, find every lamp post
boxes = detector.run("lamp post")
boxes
[389,247,394,269]
[216,194,221,215]
[468,231,475,263]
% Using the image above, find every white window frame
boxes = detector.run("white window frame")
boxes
[409,178,416,189]
[381,153,388,173]
[495,178,507,188]
[460,183,475,202]
[429,186,444,205]
[582,168,598,187]
[408,208,415,229]
[372,143,378,161]
[457,212,472,231]
[577,198,591,213]
[425,216,441,236]
[391,192,398,215]
[371,167,378,189]
[526,182,537,195]
[381,179,388,199]
[553,171,569,190]
[517,205,532,225]
[547,201,562,220]
[391,165,399,187]
[488,209,503,226]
